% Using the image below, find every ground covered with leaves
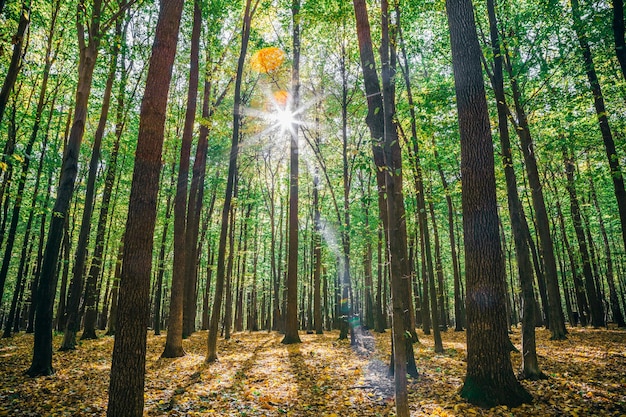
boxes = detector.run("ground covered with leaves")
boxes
[0,325,625,416]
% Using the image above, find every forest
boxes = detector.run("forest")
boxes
[0,0,625,415]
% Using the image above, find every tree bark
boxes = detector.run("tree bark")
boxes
[446,0,532,407]
[563,149,604,327]
[107,0,185,413]
[571,0,626,260]
[282,0,302,345]
[485,0,545,380]
[207,0,256,362]
[0,4,29,126]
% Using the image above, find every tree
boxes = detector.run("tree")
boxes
[162,0,201,357]
[207,0,258,362]
[106,0,185,413]
[446,0,532,407]
[282,0,303,345]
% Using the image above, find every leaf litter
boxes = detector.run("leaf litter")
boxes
[0,326,624,416]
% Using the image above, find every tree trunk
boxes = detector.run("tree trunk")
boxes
[282,0,302,345]
[447,0,532,406]
[82,16,127,340]
[0,4,29,126]
[26,0,104,376]
[353,0,411,414]
[563,149,604,327]
[107,0,185,413]
[572,0,626,259]
[503,42,566,340]
[207,0,256,362]
[588,165,625,327]
[181,0,203,340]
[485,0,544,379]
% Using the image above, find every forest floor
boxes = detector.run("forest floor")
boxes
[0,325,625,416]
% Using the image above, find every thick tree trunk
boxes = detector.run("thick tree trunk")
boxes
[107,0,185,413]
[447,0,532,407]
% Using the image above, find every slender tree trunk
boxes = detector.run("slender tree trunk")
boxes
[485,0,544,379]
[163,0,201,356]
[447,0,532,406]
[181,0,204,340]
[26,0,104,376]
[107,0,185,413]
[207,0,257,362]
[313,175,323,334]
[555,197,589,326]
[563,149,604,327]
[82,17,127,340]
[105,241,123,336]
[154,165,176,335]
[353,0,411,414]
[0,4,29,126]
[64,17,121,347]
[282,0,302,345]
[503,42,566,340]
[588,165,625,327]
[571,0,626,258]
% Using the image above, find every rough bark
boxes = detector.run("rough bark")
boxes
[107,0,185,413]
[446,0,532,406]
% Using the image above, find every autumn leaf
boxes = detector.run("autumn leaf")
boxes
[250,47,285,74]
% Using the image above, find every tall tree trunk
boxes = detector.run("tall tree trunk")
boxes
[395,3,433,342]
[107,0,185,413]
[0,1,57,300]
[207,0,257,362]
[0,3,29,126]
[63,16,122,348]
[353,0,411,414]
[82,16,127,340]
[163,0,201,356]
[571,0,626,257]
[563,149,604,327]
[484,0,544,380]
[588,164,625,327]
[153,164,176,335]
[282,0,302,345]
[615,0,626,79]
[181,0,204,340]
[313,174,323,334]
[555,196,589,326]
[503,40,567,340]
[447,0,532,407]
[26,0,104,377]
